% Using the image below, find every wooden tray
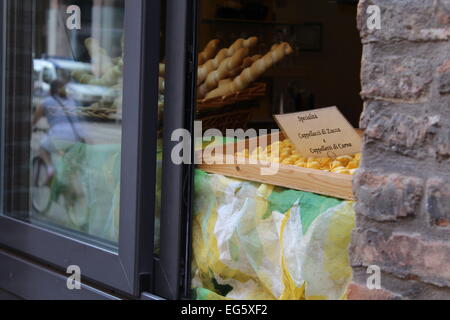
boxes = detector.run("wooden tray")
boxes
[197,133,355,200]
[197,82,267,111]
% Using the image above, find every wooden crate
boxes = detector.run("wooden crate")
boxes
[197,133,355,200]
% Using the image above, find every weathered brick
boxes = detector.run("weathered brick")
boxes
[347,282,401,300]
[354,0,450,299]
[361,55,433,102]
[438,59,450,95]
[354,171,424,222]
[352,266,450,300]
[363,111,444,159]
[426,178,450,228]
[357,0,450,43]
[351,229,450,288]
[436,128,450,159]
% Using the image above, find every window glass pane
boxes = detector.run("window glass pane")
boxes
[2,0,125,248]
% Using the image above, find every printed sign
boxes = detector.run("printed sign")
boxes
[274,106,362,158]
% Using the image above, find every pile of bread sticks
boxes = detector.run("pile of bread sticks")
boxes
[197,37,293,100]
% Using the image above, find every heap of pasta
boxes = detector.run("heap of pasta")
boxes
[236,139,361,175]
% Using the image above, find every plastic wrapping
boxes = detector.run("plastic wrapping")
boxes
[192,170,355,300]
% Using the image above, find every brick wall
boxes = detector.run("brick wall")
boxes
[351,0,450,299]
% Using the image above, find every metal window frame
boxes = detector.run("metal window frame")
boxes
[0,0,161,297]
[0,248,121,300]
[154,0,198,300]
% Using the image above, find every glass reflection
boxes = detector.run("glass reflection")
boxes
[5,0,126,246]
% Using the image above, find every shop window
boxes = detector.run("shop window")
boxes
[3,0,125,249]
[191,0,363,300]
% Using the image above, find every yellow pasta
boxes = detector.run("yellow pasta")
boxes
[235,138,361,175]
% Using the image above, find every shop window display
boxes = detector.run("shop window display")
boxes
[191,0,363,300]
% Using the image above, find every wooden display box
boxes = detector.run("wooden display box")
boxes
[197,133,355,200]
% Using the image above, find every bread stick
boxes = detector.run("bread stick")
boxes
[218,79,233,88]
[197,37,258,85]
[198,47,249,98]
[231,37,258,53]
[197,49,228,85]
[205,43,293,99]
[198,39,220,65]
[228,55,262,78]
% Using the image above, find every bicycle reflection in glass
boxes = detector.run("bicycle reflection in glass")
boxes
[31,80,89,230]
